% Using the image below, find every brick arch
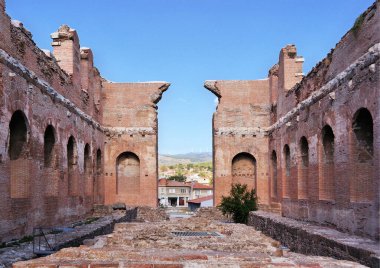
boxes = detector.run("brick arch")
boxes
[9,110,30,198]
[94,148,102,203]
[84,143,93,196]
[44,125,56,167]
[270,150,278,199]
[231,152,257,191]
[350,108,374,202]
[116,152,140,199]
[298,136,309,199]
[319,125,335,201]
[44,125,59,197]
[9,110,29,160]
[282,144,291,198]
[67,135,78,196]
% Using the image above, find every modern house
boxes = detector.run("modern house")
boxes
[188,195,214,211]
[158,179,213,208]
[158,179,191,207]
[191,182,213,199]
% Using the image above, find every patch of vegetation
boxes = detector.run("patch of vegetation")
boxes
[0,235,35,248]
[160,161,212,183]
[351,12,365,37]
[84,217,100,225]
[218,183,258,224]
[18,235,34,243]
[167,174,187,182]
[72,217,100,227]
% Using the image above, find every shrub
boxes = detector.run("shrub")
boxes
[218,183,258,224]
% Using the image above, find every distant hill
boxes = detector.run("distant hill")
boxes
[159,152,212,166]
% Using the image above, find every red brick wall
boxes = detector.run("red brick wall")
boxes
[0,2,168,242]
[102,82,169,207]
[0,0,169,242]
[206,80,271,206]
[207,2,379,239]
[271,3,379,239]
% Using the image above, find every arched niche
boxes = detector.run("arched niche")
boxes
[231,152,257,190]
[116,152,140,196]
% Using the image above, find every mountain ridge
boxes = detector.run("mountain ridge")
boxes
[159,152,212,166]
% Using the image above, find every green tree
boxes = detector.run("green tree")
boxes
[218,183,257,224]
[168,174,187,182]
[186,163,194,170]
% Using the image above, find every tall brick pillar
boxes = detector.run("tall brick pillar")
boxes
[278,45,304,91]
[80,47,95,116]
[51,25,81,87]
[268,64,279,105]
[80,47,94,93]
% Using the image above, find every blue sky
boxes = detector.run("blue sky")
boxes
[7,0,373,154]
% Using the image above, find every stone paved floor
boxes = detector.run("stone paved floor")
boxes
[14,211,366,267]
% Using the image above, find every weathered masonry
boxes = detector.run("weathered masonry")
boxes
[0,0,169,242]
[206,2,379,240]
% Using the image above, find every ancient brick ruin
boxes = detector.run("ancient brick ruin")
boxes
[206,2,379,240]
[1,0,379,257]
[0,0,169,242]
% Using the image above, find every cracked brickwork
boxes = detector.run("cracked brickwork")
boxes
[206,2,379,240]
[0,0,168,243]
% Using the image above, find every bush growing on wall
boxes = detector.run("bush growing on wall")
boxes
[218,183,258,224]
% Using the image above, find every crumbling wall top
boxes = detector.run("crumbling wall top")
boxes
[204,80,221,98]
[102,81,170,129]
[268,64,279,77]
[279,44,297,59]
[51,25,79,43]
[287,1,379,98]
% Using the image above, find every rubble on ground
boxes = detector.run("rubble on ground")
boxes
[14,208,366,267]
[135,206,169,222]
[194,207,230,221]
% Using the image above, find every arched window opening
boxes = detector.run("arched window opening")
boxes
[231,152,257,191]
[283,145,290,198]
[96,149,102,175]
[320,125,335,201]
[67,136,78,196]
[84,143,92,196]
[271,150,278,199]
[116,152,140,196]
[351,108,374,202]
[9,110,30,198]
[94,149,102,202]
[353,108,373,157]
[44,125,59,197]
[298,137,309,199]
[9,110,27,160]
[84,144,91,173]
[44,125,55,167]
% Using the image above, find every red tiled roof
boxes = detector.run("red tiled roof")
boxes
[192,182,213,190]
[158,179,213,189]
[188,195,213,204]
[158,178,190,187]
